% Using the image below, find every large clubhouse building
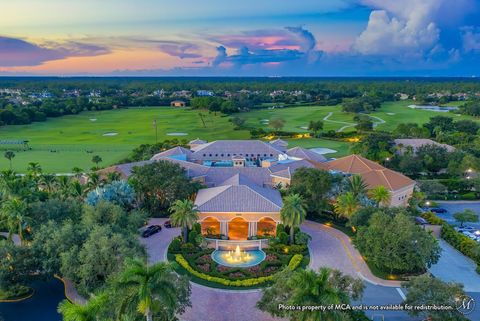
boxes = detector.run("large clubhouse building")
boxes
[101,139,415,240]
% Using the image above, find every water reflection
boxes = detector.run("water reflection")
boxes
[0,278,64,321]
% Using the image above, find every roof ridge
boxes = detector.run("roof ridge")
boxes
[195,185,230,206]
[354,154,374,171]
[377,169,394,190]
[246,185,282,209]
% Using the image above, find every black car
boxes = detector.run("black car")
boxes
[429,207,448,214]
[164,220,172,228]
[141,225,162,238]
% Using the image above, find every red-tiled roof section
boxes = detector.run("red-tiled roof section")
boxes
[327,154,415,192]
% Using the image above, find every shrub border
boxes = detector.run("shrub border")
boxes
[175,253,303,287]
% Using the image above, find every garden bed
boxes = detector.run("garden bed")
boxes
[168,237,309,289]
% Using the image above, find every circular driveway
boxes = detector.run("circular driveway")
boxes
[143,218,401,321]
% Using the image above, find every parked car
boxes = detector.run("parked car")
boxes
[164,220,172,228]
[141,225,162,238]
[430,207,448,214]
[415,217,428,225]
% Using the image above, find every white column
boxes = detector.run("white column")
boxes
[248,222,252,237]
[252,221,258,236]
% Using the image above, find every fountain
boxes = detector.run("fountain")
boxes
[211,245,266,268]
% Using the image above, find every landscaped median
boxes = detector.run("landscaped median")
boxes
[175,253,303,287]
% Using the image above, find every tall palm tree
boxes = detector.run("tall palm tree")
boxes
[4,151,15,170]
[27,162,42,179]
[280,194,307,244]
[56,175,72,199]
[70,180,85,199]
[368,185,391,207]
[258,267,364,321]
[58,293,107,321]
[71,167,84,179]
[346,175,367,198]
[106,171,121,183]
[86,172,101,191]
[40,174,58,194]
[334,192,360,220]
[0,197,28,244]
[116,259,190,321]
[169,199,199,243]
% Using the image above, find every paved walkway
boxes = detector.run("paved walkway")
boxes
[429,240,480,292]
[0,232,21,246]
[301,221,402,287]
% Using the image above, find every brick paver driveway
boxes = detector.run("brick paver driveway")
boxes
[143,219,402,321]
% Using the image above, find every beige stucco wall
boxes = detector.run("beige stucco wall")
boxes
[389,183,415,207]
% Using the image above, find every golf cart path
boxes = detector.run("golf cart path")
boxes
[322,112,386,132]
[0,232,21,246]
[323,112,357,132]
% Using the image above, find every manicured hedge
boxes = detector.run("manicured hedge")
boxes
[175,253,303,287]
[422,212,480,272]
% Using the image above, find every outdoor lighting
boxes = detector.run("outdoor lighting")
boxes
[426,201,431,206]
[222,245,252,264]
[474,231,480,236]
[385,157,390,161]
[467,168,473,173]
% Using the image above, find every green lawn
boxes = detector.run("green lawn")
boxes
[2,101,476,173]
[0,107,250,172]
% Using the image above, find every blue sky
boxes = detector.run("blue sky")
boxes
[0,0,479,76]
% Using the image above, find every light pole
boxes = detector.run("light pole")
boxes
[153,119,158,143]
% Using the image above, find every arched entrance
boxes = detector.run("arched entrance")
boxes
[257,217,276,237]
[201,217,220,237]
[228,217,249,240]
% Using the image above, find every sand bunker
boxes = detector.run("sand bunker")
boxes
[103,132,118,136]
[310,147,337,155]
[386,113,396,115]
[90,118,97,121]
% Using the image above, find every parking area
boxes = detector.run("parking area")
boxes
[139,218,181,264]
[429,240,480,292]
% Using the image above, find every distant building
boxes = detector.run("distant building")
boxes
[170,100,186,107]
[196,90,214,97]
[394,139,456,154]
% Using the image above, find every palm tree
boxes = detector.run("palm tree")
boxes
[72,167,83,179]
[280,194,307,244]
[27,162,42,179]
[39,174,58,194]
[0,197,28,244]
[334,192,360,220]
[91,155,103,168]
[56,175,72,199]
[116,259,190,321]
[169,199,199,243]
[86,172,101,191]
[106,171,121,183]
[70,180,85,199]
[58,293,107,321]
[368,185,391,207]
[4,151,15,170]
[346,175,367,199]
[258,267,364,321]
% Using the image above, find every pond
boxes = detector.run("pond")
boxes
[0,278,64,321]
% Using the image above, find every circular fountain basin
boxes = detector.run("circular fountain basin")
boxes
[211,249,266,268]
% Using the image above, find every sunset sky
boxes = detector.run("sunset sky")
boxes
[1,0,480,76]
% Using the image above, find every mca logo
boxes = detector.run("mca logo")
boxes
[456,295,475,315]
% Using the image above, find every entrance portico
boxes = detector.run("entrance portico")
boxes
[199,212,280,240]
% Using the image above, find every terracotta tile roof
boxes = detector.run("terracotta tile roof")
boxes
[326,154,415,192]
[327,154,384,173]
